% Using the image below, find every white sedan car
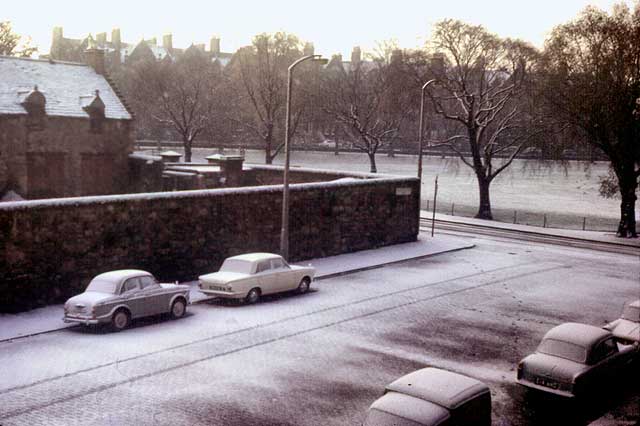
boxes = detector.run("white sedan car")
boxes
[198,253,315,304]
[604,299,640,345]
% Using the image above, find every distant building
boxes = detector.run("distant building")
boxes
[0,48,135,200]
[46,27,233,70]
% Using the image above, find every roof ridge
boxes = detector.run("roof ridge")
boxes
[0,55,89,67]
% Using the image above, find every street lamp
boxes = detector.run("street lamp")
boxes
[417,79,436,185]
[280,54,327,260]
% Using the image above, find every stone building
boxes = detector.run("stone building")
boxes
[0,48,134,200]
[47,27,233,70]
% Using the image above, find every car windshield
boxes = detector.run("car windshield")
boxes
[86,278,118,294]
[219,259,254,274]
[538,338,587,363]
[621,304,640,322]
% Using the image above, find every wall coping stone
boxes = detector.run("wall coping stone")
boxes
[0,167,418,212]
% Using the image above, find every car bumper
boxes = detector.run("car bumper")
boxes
[516,379,575,398]
[63,312,112,325]
[198,289,245,299]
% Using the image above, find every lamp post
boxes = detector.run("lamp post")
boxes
[417,79,436,187]
[280,54,327,261]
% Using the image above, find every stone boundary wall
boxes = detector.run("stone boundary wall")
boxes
[0,170,419,312]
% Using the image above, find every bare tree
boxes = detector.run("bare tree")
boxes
[540,3,639,237]
[228,33,306,164]
[0,21,36,57]
[322,48,414,172]
[124,48,221,162]
[424,19,540,219]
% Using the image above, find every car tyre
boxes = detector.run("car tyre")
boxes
[111,309,130,331]
[297,277,311,294]
[245,288,260,304]
[170,298,187,319]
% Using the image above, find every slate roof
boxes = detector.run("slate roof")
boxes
[0,56,132,120]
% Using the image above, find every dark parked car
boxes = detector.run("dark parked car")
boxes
[364,367,491,426]
[517,322,638,398]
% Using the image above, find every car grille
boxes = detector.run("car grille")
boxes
[69,305,89,314]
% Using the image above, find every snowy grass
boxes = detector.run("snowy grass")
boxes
[143,148,630,232]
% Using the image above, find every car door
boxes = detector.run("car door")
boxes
[138,275,167,316]
[255,260,277,294]
[119,277,143,318]
[271,257,295,291]
[587,337,624,388]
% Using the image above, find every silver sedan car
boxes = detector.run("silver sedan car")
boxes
[63,270,190,331]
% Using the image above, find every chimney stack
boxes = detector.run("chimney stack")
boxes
[351,46,361,64]
[111,28,121,49]
[210,37,220,55]
[51,27,64,59]
[96,32,107,46]
[303,42,314,56]
[163,33,173,50]
[52,27,63,42]
[430,52,445,75]
[85,40,106,76]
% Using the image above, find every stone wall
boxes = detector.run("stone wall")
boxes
[0,115,133,199]
[0,172,419,312]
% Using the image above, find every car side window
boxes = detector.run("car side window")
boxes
[256,261,271,273]
[121,278,140,294]
[592,338,618,363]
[271,258,285,270]
[139,276,159,290]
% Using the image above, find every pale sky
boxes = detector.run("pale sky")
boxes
[3,0,634,58]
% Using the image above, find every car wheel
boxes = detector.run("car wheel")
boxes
[170,298,187,319]
[245,288,260,304]
[111,309,130,331]
[297,277,311,294]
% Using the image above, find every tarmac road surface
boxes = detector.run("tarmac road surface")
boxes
[0,235,637,425]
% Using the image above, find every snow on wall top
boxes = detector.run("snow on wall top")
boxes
[0,56,132,120]
[0,172,417,212]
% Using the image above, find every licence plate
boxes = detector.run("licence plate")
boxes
[534,377,559,389]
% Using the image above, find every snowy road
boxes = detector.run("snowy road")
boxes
[0,237,638,425]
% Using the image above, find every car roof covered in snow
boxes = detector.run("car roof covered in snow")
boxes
[92,269,152,282]
[226,253,282,263]
[385,367,489,410]
[368,392,450,425]
[542,322,611,348]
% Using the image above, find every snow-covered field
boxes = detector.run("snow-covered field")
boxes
[163,148,628,231]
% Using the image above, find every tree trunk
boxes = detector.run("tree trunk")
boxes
[264,126,273,165]
[183,138,192,163]
[387,139,395,157]
[615,164,638,238]
[475,176,493,220]
[368,152,377,173]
